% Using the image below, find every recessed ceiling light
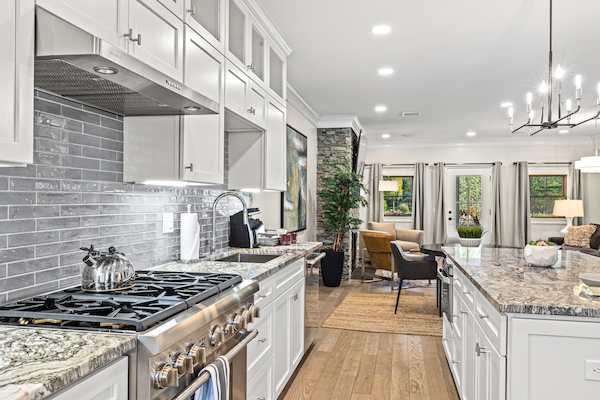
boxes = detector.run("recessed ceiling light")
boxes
[184,106,200,112]
[501,102,513,108]
[382,134,390,138]
[559,130,569,134]
[378,68,394,75]
[372,25,391,34]
[385,144,391,147]
[375,106,387,112]
[467,132,476,136]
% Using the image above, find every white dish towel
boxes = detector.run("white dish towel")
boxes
[194,356,230,400]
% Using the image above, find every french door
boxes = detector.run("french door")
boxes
[445,168,492,245]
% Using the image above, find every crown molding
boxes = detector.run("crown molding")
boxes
[367,135,594,149]
[242,0,294,57]
[286,81,321,127]
[317,115,364,135]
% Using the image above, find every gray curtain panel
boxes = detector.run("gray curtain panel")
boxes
[432,163,446,244]
[568,163,582,226]
[490,161,503,246]
[514,161,531,247]
[411,162,426,230]
[367,163,383,223]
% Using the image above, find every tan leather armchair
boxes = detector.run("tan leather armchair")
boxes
[358,222,425,266]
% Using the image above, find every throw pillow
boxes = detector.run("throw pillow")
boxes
[368,221,395,237]
[564,225,597,249]
[590,224,600,249]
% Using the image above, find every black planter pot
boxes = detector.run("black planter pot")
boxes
[321,251,344,287]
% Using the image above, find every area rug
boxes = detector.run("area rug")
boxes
[321,293,442,337]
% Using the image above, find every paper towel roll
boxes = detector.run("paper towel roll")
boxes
[180,213,200,261]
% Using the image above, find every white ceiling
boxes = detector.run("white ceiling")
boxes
[259,0,600,149]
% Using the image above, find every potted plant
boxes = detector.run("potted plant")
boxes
[317,160,367,287]
[524,240,558,267]
[457,226,485,247]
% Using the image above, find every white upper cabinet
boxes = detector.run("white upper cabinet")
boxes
[247,18,268,87]
[0,0,34,166]
[268,43,286,106]
[184,0,225,54]
[246,80,267,129]
[226,0,248,71]
[128,0,185,81]
[264,98,286,191]
[225,60,250,119]
[184,26,223,103]
[157,0,185,19]
[35,0,129,51]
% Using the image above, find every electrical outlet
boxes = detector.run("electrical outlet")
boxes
[163,213,174,233]
[585,360,600,381]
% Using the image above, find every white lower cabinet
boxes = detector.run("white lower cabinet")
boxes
[247,355,273,400]
[247,259,305,400]
[49,357,128,400]
[446,269,506,400]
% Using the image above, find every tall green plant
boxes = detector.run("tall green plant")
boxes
[318,161,368,252]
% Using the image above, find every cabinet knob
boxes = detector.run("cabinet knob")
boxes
[247,63,254,71]
[125,29,141,45]
[187,6,196,15]
[131,33,142,45]
[185,163,194,172]
[291,293,299,301]
[258,294,267,299]
[479,314,490,319]
[258,338,266,343]
[247,107,256,115]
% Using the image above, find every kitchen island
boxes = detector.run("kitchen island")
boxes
[442,245,600,400]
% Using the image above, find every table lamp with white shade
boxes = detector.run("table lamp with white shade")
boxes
[553,199,584,236]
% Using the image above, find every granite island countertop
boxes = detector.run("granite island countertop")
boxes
[0,327,136,400]
[150,242,323,281]
[443,245,600,318]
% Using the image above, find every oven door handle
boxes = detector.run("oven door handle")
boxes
[172,330,259,400]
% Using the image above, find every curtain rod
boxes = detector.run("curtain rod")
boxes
[433,162,496,166]
[512,162,572,165]
[364,163,427,167]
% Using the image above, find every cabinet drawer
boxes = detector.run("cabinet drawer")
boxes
[247,301,273,380]
[247,355,273,400]
[254,275,274,308]
[451,339,463,395]
[474,290,506,356]
[50,357,128,400]
[453,267,464,300]
[273,258,304,299]
[452,287,463,342]
[460,273,476,313]
[442,314,453,364]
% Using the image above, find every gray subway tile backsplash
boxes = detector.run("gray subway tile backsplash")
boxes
[0,91,244,303]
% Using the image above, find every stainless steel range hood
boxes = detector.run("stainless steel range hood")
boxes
[34,9,218,116]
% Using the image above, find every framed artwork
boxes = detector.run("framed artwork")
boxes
[281,125,308,232]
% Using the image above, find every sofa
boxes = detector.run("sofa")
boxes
[359,221,424,265]
[548,223,600,257]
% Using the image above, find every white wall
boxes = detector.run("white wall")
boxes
[362,144,600,246]
[251,102,318,242]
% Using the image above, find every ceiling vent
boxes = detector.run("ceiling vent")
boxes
[401,112,421,117]
[400,134,415,138]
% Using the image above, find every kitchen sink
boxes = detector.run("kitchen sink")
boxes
[217,253,280,263]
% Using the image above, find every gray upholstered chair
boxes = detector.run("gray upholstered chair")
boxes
[390,242,439,315]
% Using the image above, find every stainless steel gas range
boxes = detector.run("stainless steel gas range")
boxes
[0,271,260,400]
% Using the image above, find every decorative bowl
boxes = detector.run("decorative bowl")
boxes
[459,238,482,248]
[523,244,558,267]
[579,273,600,287]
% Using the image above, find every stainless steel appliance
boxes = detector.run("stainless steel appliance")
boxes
[34,8,218,116]
[81,245,135,291]
[0,270,259,400]
[438,257,454,323]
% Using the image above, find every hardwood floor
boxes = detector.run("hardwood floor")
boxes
[280,270,459,400]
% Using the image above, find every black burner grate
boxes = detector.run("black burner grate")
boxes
[0,271,243,332]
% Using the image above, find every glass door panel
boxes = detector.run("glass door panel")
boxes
[269,47,284,97]
[228,0,245,63]
[190,0,220,40]
[251,26,265,81]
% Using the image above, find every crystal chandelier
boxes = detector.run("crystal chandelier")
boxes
[509,0,600,136]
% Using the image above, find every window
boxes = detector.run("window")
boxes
[456,175,481,227]
[383,176,413,216]
[530,175,566,217]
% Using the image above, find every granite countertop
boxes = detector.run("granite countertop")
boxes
[443,245,600,318]
[150,242,323,281]
[0,327,136,400]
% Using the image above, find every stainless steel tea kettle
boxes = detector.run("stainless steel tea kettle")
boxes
[81,245,135,291]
